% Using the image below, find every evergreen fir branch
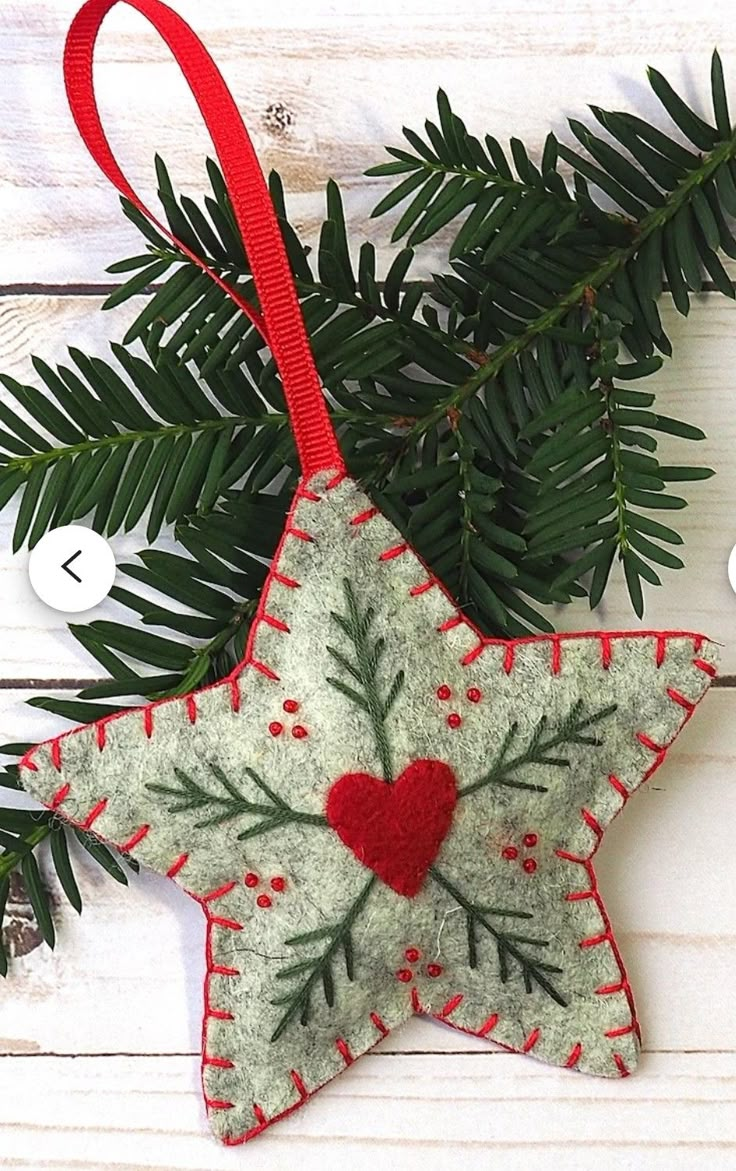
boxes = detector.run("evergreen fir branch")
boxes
[17,491,294,729]
[0,344,297,548]
[0,57,727,738]
[52,55,733,630]
[270,876,376,1042]
[112,164,480,374]
[460,700,617,798]
[0,804,135,976]
[147,762,327,837]
[520,303,713,613]
[430,866,566,1006]
[326,578,405,781]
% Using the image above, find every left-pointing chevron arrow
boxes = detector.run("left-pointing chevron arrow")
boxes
[61,549,83,583]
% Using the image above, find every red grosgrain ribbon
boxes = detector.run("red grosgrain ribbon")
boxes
[63,0,344,478]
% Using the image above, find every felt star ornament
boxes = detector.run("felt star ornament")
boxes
[19,0,719,1148]
[19,466,719,1144]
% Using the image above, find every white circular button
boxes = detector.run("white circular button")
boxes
[729,543,736,597]
[28,526,116,613]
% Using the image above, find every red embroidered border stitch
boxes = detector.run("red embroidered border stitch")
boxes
[694,657,717,677]
[167,852,189,878]
[370,1012,389,1037]
[335,1037,354,1065]
[555,675,709,1060]
[607,774,629,805]
[600,636,612,669]
[522,1026,541,1053]
[581,807,604,847]
[477,1012,499,1037]
[565,1042,583,1067]
[219,1013,393,1146]
[438,993,463,1019]
[438,667,713,1077]
[50,782,70,810]
[15,473,328,928]
[197,885,243,1111]
[14,465,719,1135]
[81,798,108,830]
[230,475,316,686]
[378,542,409,562]
[350,506,379,526]
[556,850,640,1054]
[17,463,716,786]
[118,824,150,853]
[288,525,314,543]
[551,638,561,675]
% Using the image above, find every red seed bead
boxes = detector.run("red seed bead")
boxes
[523,858,538,874]
[257,893,273,908]
[269,721,283,737]
[523,833,538,848]
[436,684,452,700]
[466,687,482,703]
[292,725,308,739]
[447,712,462,729]
[396,969,413,983]
[271,876,286,892]
[502,846,518,861]
[405,947,421,963]
[426,963,443,978]
[283,699,299,713]
[244,872,259,888]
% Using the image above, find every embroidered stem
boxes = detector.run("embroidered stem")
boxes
[147,762,327,839]
[429,866,567,1007]
[459,700,618,798]
[270,875,376,1042]
[326,578,405,782]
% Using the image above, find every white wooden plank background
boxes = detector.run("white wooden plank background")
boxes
[1,2,736,1167]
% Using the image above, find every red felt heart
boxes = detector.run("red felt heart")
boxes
[325,759,457,897]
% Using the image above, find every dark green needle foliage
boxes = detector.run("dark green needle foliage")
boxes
[0,792,137,976]
[0,53,732,968]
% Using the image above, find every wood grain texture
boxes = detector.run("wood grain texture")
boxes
[2,1053,735,1170]
[1,1,736,281]
[0,691,733,1066]
[0,293,732,675]
[2,1,736,1163]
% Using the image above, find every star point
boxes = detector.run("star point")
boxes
[19,467,718,1143]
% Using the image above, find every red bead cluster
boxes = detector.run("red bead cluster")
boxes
[269,697,308,740]
[501,832,539,874]
[435,682,483,729]
[244,871,287,908]
[395,946,443,983]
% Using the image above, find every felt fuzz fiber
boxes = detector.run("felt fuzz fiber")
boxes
[19,468,719,1145]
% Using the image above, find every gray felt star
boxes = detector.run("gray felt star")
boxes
[19,468,718,1145]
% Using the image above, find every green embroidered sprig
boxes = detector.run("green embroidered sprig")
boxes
[429,866,566,1006]
[326,578,405,782]
[459,700,618,797]
[270,875,376,1042]
[147,762,327,839]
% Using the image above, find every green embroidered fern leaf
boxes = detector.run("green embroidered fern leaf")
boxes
[460,699,617,797]
[326,579,406,780]
[430,867,566,1006]
[146,762,327,835]
[270,877,376,1043]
